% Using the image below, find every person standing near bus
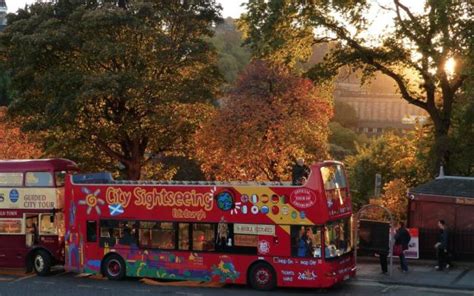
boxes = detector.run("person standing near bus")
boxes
[292,158,310,185]
[394,222,411,272]
[435,219,450,270]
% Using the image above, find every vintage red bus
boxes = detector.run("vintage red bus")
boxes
[64,161,355,290]
[0,159,78,274]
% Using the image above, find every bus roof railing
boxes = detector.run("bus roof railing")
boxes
[72,172,114,184]
[71,172,293,187]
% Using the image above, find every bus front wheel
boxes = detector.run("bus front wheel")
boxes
[249,262,276,291]
[33,250,51,276]
[102,254,126,280]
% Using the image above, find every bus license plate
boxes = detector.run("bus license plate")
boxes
[343,275,350,281]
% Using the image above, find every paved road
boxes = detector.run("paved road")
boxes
[0,270,472,296]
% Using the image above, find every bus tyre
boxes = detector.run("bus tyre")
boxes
[249,262,276,291]
[103,254,126,280]
[33,250,51,276]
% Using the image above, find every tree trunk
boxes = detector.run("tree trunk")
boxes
[432,119,451,175]
[125,160,141,180]
[123,138,148,180]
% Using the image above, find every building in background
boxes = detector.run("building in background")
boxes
[334,75,427,136]
[305,44,429,136]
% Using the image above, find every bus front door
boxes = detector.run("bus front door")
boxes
[25,215,39,247]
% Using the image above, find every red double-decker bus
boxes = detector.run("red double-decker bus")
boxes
[64,161,355,290]
[0,159,78,275]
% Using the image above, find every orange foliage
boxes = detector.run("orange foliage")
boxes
[195,61,332,181]
[380,179,409,223]
[0,107,42,159]
[364,179,409,223]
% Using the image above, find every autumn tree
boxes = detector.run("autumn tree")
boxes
[1,0,222,179]
[240,0,473,173]
[0,107,42,159]
[195,61,332,181]
[380,179,409,223]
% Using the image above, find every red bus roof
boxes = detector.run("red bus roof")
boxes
[0,158,78,171]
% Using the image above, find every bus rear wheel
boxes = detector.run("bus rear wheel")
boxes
[102,254,126,280]
[249,262,276,291]
[33,250,51,276]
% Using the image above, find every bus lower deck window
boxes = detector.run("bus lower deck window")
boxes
[192,224,215,252]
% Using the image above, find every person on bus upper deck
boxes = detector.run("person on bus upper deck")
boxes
[292,158,310,185]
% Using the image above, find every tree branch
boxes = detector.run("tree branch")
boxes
[95,138,127,165]
[393,0,424,48]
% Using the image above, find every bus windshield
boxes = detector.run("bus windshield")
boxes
[325,218,352,259]
[320,165,347,190]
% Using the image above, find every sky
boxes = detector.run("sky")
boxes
[7,0,247,17]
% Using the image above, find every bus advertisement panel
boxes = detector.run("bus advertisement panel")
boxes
[64,161,355,290]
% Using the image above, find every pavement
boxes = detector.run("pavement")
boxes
[357,256,474,291]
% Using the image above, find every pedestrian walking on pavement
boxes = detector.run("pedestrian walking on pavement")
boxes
[394,221,411,272]
[435,219,451,270]
[377,249,389,274]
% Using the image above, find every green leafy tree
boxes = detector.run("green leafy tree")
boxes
[211,17,251,87]
[449,37,474,176]
[0,55,12,107]
[332,101,359,128]
[240,0,473,174]
[449,87,474,175]
[346,131,430,208]
[2,0,222,179]
[328,101,365,160]
[328,122,367,160]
